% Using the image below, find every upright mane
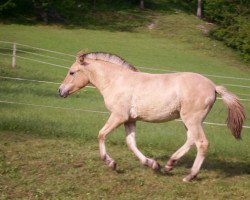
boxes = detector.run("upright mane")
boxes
[78,52,138,72]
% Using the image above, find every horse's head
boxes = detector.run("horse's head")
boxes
[59,53,89,98]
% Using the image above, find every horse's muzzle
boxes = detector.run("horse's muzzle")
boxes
[58,85,69,98]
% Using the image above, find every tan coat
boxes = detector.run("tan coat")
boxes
[59,52,245,182]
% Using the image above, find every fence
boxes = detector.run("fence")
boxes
[0,41,249,129]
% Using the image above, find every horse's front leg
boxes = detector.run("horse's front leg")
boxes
[98,113,125,170]
[124,122,160,171]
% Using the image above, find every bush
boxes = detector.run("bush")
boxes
[204,0,250,61]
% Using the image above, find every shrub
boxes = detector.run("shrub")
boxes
[204,0,250,61]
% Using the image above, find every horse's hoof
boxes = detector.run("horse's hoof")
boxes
[152,161,161,171]
[163,165,173,173]
[108,160,117,170]
[145,159,160,171]
[183,174,196,182]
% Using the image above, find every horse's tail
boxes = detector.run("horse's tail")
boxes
[215,86,245,139]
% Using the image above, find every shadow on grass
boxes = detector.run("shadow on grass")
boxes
[203,157,250,177]
[0,9,152,32]
[155,154,250,178]
[0,0,196,32]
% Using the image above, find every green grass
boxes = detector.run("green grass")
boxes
[0,10,250,199]
[0,131,249,199]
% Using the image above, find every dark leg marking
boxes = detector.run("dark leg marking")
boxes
[102,154,117,170]
[145,159,161,171]
[164,159,177,172]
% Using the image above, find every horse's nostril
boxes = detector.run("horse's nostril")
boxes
[58,88,64,97]
[58,85,69,98]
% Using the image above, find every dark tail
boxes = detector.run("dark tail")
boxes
[216,86,245,139]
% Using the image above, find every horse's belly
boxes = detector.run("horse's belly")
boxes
[131,100,180,122]
[141,110,180,122]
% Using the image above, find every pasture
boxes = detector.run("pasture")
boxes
[0,14,250,200]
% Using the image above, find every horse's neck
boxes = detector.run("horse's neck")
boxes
[86,60,123,93]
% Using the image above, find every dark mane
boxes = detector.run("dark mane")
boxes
[81,52,138,72]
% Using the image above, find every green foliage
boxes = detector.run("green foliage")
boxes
[210,16,250,61]
[204,0,250,61]
[203,0,249,23]
[0,0,15,12]
[0,0,152,31]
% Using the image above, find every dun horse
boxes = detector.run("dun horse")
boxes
[59,52,245,182]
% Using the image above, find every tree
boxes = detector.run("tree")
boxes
[197,0,202,19]
[140,0,144,9]
[0,0,15,13]
[32,0,50,24]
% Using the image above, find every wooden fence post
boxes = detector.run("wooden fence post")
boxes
[12,42,16,68]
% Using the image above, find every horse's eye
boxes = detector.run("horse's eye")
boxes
[69,71,75,75]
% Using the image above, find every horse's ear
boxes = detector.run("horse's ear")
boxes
[78,55,85,65]
[76,50,87,65]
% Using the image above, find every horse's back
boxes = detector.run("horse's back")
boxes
[133,72,216,98]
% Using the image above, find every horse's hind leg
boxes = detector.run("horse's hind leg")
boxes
[182,123,209,182]
[166,92,214,181]
[124,122,160,171]
[165,120,209,181]
[164,128,194,172]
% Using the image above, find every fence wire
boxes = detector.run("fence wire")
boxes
[0,41,249,129]
[0,100,249,129]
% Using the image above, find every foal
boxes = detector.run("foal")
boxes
[59,52,245,182]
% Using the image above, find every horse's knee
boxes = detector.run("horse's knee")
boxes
[196,139,209,155]
[98,131,105,142]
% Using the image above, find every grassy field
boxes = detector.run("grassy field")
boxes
[0,10,250,199]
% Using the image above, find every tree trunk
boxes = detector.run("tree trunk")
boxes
[140,0,144,9]
[197,0,202,19]
[41,11,48,24]
[93,0,96,10]
[33,2,48,24]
